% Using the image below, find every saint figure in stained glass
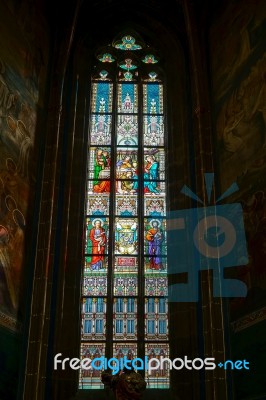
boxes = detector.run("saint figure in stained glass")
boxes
[93,148,111,193]
[144,155,160,194]
[146,219,164,270]
[88,219,107,270]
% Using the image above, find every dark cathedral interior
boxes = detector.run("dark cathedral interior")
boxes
[0,0,266,399]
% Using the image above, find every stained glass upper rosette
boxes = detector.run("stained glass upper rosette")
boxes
[113,35,142,51]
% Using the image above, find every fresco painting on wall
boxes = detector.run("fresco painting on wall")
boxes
[0,2,41,330]
[212,0,266,318]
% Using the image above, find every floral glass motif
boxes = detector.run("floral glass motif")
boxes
[99,70,108,79]
[142,54,159,64]
[83,274,107,296]
[148,71,158,81]
[98,53,115,63]
[119,58,138,71]
[123,71,133,81]
[114,35,142,50]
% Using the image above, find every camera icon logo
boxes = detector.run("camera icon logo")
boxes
[167,174,248,302]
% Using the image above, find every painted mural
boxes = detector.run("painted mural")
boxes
[212,0,266,189]
[211,3,266,396]
[212,0,266,303]
[0,1,47,332]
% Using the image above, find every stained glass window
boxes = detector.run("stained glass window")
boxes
[80,32,169,390]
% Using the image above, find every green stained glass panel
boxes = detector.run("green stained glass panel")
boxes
[91,82,113,113]
[143,83,163,114]
[142,54,159,64]
[117,83,138,113]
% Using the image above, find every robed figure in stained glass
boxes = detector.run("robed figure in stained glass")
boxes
[146,220,163,270]
[89,220,106,270]
[144,155,160,194]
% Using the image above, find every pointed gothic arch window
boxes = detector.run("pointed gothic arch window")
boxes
[80,32,169,390]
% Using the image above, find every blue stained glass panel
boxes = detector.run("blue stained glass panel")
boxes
[113,298,137,339]
[116,195,138,216]
[143,83,163,114]
[117,83,138,113]
[91,82,113,113]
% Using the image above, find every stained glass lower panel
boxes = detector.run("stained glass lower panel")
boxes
[113,343,138,361]
[83,273,107,296]
[144,196,166,217]
[145,297,168,340]
[81,297,106,340]
[145,343,170,389]
[145,274,168,296]
[87,193,110,215]
[113,298,137,340]
[113,273,138,296]
[79,343,105,389]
